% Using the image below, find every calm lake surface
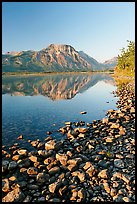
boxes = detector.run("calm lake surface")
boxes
[2,73,119,149]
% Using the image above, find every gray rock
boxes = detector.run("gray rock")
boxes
[2,160,9,172]
[27,184,39,190]
[8,161,18,170]
[114,159,125,168]
[22,195,32,202]
[37,197,45,202]
[36,172,49,183]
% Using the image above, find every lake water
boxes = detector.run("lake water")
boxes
[2,72,119,149]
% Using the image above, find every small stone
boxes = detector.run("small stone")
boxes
[12,155,20,161]
[114,159,124,168]
[75,127,88,133]
[8,161,18,170]
[72,171,85,182]
[86,166,96,177]
[65,121,72,125]
[122,197,132,202]
[119,126,126,135]
[80,111,87,114]
[27,184,39,190]
[105,137,113,143]
[130,107,135,113]
[30,140,39,147]
[22,195,32,202]
[2,160,9,172]
[48,166,60,175]
[59,127,67,134]
[103,182,110,194]
[36,172,49,183]
[102,118,109,124]
[83,161,92,170]
[17,135,23,140]
[56,153,68,166]
[2,187,25,202]
[37,197,45,202]
[27,167,38,175]
[9,176,16,181]
[2,178,10,192]
[49,181,61,193]
[29,156,38,163]
[98,169,108,179]
[59,186,67,196]
[44,156,54,165]
[110,123,120,129]
[45,140,55,150]
[17,149,28,156]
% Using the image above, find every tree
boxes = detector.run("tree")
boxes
[116,41,135,75]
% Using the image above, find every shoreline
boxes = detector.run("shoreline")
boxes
[2,70,114,77]
[2,77,135,202]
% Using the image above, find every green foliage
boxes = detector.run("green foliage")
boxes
[115,41,135,75]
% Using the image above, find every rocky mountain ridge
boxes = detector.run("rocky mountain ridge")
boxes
[2,44,118,73]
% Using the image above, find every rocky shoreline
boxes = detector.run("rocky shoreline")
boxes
[2,80,135,202]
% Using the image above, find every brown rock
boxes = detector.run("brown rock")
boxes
[2,187,25,202]
[29,155,38,163]
[105,137,113,143]
[103,182,110,194]
[2,178,10,192]
[83,161,92,171]
[67,164,78,172]
[98,169,108,179]
[9,176,16,181]
[12,155,20,161]
[48,166,60,175]
[110,123,120,129]
[49,182,59,193]
[27,167,38,175]
[56,153,68,166]
[44,157,55,165]
[17,135,23,140]
[45,140,55,150]
[74,127,88,133]
[17,149,28,156]
[72,171,85,182]
[86,165,96,177]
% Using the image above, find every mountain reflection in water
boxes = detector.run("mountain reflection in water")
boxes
[2,73,115,100]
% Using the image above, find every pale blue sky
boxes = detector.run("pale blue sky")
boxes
[2,2,135,62]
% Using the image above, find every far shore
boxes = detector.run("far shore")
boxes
[2,70,114,77]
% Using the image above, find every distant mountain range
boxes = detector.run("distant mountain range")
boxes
[2,44,118,73]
